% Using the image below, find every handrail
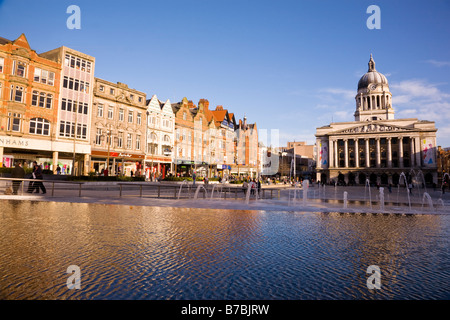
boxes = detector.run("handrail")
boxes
[0,177,84,197]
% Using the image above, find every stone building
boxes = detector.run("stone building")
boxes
[234,116,259,178]
[145,94,174,180]
[315,55,438,186]
[90,78,147,176]
[0,34,62,171]
[40,45,96,175]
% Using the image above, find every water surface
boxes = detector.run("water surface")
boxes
[0,200,448,299]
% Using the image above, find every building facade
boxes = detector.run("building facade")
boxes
[90,78,147,176]
[40,45,95,175]
[234,116,259,178]
[0,34,62,171]
[145,94,174,180]
[315,55,438,186]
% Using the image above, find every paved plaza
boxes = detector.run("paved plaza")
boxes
[1,180,449,214]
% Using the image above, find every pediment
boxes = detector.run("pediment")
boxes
[332,123,415,135]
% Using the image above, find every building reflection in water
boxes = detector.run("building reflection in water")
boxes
[0,201,448,300]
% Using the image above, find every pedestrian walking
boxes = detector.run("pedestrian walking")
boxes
[11,162,25,195]
[257,179,261,196]
[32,161,46,194]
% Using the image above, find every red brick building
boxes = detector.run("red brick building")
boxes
[0,34,61,170]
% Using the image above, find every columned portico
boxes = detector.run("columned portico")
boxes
[316,55,438,186]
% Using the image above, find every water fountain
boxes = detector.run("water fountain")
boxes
[210,183,224,200]
[437,198,445,210]
[303,179,309,206]
[245,182,254,205]
[365,179,372,209]
[379,187,385,211]
[177,180,189,200]
[421,192,434,212]
[343,191,348,209]
[398,172,411,211]
[193,185,207,199]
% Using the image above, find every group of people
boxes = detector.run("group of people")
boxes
[242,179,262,196]
[10,161,46,195]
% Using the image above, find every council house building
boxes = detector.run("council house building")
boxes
[315,55,438,186]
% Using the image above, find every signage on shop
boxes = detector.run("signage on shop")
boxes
[0,137,29,147]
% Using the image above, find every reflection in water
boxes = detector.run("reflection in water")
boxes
[0,200,448,300]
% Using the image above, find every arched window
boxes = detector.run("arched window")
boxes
[163,135,171,144]
[29,118,50,136]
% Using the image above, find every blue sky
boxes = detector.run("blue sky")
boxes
[1,0,450,147]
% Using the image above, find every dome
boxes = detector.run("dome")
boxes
[357,55,389,90]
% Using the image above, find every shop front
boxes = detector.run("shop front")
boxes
[144,155,173,180]
[90,150,145,176]
[0,135,90,175]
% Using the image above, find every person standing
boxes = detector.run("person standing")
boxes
[193,171,197,186]
[56,165,61,175]
[257,179,262,196]
[32,161,46,194]
[11,162,25,195]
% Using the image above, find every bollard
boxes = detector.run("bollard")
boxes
[158,186,161,198]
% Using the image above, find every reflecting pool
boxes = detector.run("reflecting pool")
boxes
[0,200,448,299]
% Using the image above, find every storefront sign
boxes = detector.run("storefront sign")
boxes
[0,137,29,147]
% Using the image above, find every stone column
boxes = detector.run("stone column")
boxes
[52,151,59,174]
[387,138,392,168]
[84,154,90,175]
[329,138,334,168]
[399,137,404,168]
[334,140,338,168]
[355,138,359,168]
[415,136,421,167]
[376,138,381,168]
[365,138,370,168]
[316,138,322,169]
[410,137,415,167]
[112,158,116,175]
[344,139,349,168]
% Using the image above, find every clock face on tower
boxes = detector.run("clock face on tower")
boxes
[369,84,377,90]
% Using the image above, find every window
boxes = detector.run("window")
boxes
[32,91,38,106]
[183,112,187,120]
[86,61,91,73]
[97,104,103,117]
[0,57,4,73]
[65,54,70,67]
[138,96,142,103]
[128,110,133,123]
[118,132,123,148]
[13,61,26,77]
[129,94,134,101]
[108,106,114,119]
[10,85,24,103]
[137,113,141,125]
[39,92,46,108]
[163,135,171,143]
[95,128,102,145]
[33,68,54,85]
[29,118,50,136]
[127,133,132,149]
[119,108,124,121]
[110,88,115,95]
[136,135,141,150]
[7,113,22,132]
[99,85,104,92]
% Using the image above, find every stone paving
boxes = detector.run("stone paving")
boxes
[1,179,449,214]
